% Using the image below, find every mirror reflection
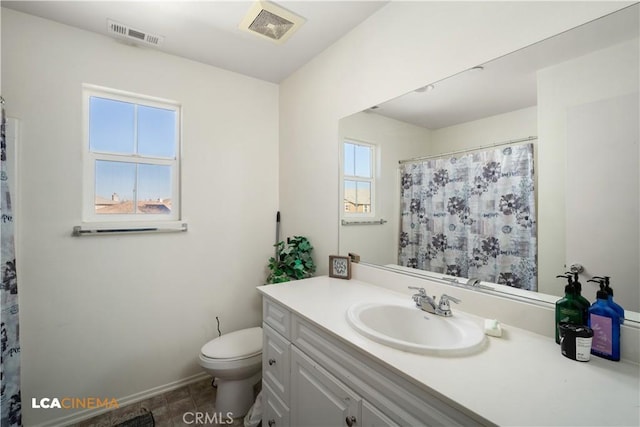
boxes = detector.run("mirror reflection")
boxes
[338,5,639,313]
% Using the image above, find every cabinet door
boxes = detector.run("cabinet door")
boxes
[290,347,361,427]
[361,401,399,427]
[263,381,290,427]
[263,323,290,402]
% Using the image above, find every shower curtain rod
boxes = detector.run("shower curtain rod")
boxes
[398,135,537,164]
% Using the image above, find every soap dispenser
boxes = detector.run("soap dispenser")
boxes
[566,271,590,325]
[587,283,620,361]
[555,274,586,344]
[593,276,624,324]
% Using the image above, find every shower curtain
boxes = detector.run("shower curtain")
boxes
[1,99,22,426]
[399,144,537,291]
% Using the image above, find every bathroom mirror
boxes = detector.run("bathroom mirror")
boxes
[338,5,640,316]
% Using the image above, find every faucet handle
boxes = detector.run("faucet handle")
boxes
[440,294,461,304]
[408,286,427,297]
[438,294,461,315]
[408,286,428,307]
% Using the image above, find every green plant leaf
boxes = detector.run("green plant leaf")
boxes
[265,235,316,284]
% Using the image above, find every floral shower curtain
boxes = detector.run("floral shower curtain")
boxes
[1,99,22,426]
[399,143,537,291]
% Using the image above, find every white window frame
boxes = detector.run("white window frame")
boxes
[341,139,376,218]
[82,84,181,224]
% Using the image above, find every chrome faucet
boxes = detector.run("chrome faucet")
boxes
[408,287,461,317]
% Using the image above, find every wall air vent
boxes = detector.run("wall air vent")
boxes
[107,19,164,47]
[239,1,305,44]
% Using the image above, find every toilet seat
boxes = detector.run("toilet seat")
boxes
[200,326,262,361]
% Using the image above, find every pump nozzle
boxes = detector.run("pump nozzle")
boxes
[566,271,583,293]
[587,278,608,299]
[593,276,613,296]
[557,274,575,294]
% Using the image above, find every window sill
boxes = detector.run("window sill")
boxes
[72,221,187,236]
[341,218,387,226]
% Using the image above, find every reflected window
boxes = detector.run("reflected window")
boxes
[343,140,375,216]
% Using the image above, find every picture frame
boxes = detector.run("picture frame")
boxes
[329,255,351,280]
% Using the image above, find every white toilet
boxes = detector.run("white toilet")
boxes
[198,326,263,418]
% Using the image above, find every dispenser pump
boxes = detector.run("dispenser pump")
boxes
[567,271,583,292]
[556,274,575,294]
[591,275,624,324]
[594,276,613,296]
[567,271,590,306]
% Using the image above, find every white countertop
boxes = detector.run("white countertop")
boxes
[258,276,640,427]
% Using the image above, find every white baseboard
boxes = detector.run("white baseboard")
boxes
[32,372,211,427]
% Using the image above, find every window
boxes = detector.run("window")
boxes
[83,85,180,222]
[342,140,375,216]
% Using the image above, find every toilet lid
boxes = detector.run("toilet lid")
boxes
[201,326,263,359]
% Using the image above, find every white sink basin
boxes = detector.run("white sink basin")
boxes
[346,302,486,356]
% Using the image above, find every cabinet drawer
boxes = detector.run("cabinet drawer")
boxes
[263,381,290,427]
[263,323,290,403]
[263,297,291,339]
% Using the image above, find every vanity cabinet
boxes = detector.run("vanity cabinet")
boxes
[290,347,360,426]
[361,401,399,427]
[262,297,482,427]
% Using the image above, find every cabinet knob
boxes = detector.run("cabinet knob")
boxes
[268,420,276,427]
[345,416,357,426]
[268,358,276,366]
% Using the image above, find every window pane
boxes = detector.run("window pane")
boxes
[137,164,172,215]
[345,180,372,213]
[356,182,371,212]
[354,145,371,178]
[95,160,135,214]
[89,97,135,154]
[138,105,177,158]
[344,180,356,213]
[344,143,355,176]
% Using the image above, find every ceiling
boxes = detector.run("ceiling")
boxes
[1,0,387,83]
[371,3,639,129]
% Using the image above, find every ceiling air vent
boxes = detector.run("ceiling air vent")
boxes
[239,1,305,44]
[107,19,164,47]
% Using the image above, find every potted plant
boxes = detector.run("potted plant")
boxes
[266,236,316,284]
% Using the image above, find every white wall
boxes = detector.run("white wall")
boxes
[2,9,278,426]
[566,93,639,308]
[338,112,431,264]
[278,1,629,277]
[537,38,639,302]
[429,107,537,154]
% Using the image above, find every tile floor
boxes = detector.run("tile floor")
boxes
[72,376,246,427]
